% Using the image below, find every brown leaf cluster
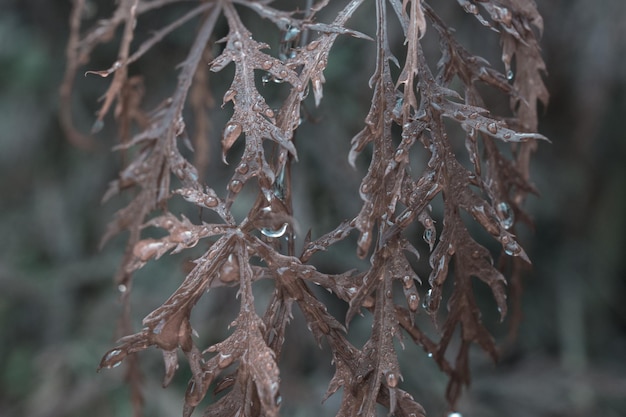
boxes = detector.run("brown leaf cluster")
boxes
[63,0,548,415]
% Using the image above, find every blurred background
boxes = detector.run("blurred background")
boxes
[1,1,625,416]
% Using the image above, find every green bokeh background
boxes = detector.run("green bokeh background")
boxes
[1,1,625,416]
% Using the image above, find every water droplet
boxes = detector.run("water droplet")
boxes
[507,70,514,80]
[223,89,236,103]
[233,40,243,50]
[262,60,273,70]
[408,293,419,311]
[204,195,218,207]
[504,240,520,256]
[283,26,300,42]
[275,394,282,406]
[102,349,124,369]
[422,289,433,309]
[386,372,398,388]
[229,179,243,193]
[223,123,242,145]
[118,284,127,293]
[278,69,288,79]
[487,122,498,134]
[133,239,164,262]
[402,275,413,288]
[468,112,478,119]
[265,108,275,118]
[503,132,512,139]
[261,223,288,238]
[423,228,435,246]
[218,352,234,368]
[448,412,462,417]
[496,201,515,229]
[236,163,249,174]
[427,352,433,358]
[394,148,406,162]
[385,289,393,298]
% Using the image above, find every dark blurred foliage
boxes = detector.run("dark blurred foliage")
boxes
[0,1,624,416]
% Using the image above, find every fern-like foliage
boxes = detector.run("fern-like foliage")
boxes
[63,0,548,415]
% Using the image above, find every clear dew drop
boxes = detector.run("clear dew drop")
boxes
[408,293,419,311]
[448,413,463,417]
[229,179,243,193]
[223,123,242,144]
[262,60,273,70]
[283,26,301,42]
[204,195,218,208]
[487,122,498,134]
[218,352,234,368]
[504,241,520,256]
[261,223,288,238]
[507,69,514,80]
[236,163,249,174]
[496,201,515,229]
[423,228,435,246]
[394,148,406,162]
[422,289,433,309]
[386,372,398,388]
[427,352,433,358]
[103,349,124,368]
[118,284,127,293]
[402,275,413,288]
[223,89,236,103]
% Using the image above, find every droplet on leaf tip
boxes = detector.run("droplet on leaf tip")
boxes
[101,349,125,369]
